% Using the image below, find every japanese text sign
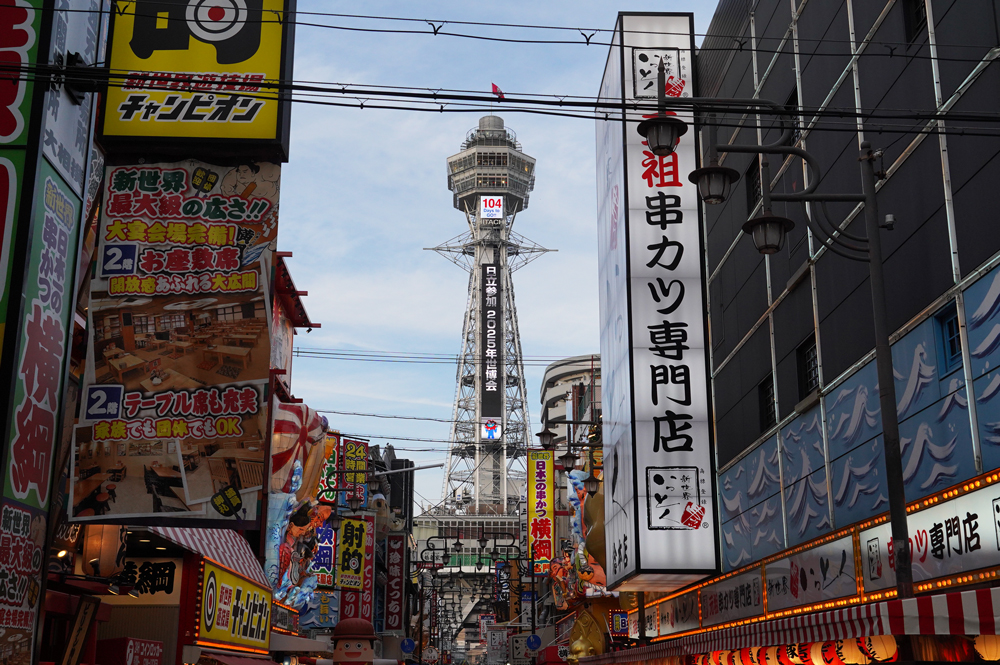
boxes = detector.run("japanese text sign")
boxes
[100,0,293,159]
[480,263,503,438]
[479,613,495,645]
[764,536,857,611]
[316,433,341,504]
[487,628,508,665]
[596,13,716,591]
[861,484,998,592]
[385,534,406,632]
[96,637,164,665]
[6,162,79,510]
[700,569,763,627]
[73,159,279,525]
[199,559,271,653]
[42,0,102,197]
[271,601,299,634]
[339,514,374,622]
[528,450,554,574]
[341,438,368,507]
[656,589,699,636]
[0,501,44,642]
[336,518,367,591]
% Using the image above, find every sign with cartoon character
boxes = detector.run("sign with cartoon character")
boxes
[99,0,295,159]
[330,617,376,665]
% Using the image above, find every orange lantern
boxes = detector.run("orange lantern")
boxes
[862,636,897,662]
[738,648,756,665]
[976,636,1000,661]
[762,647,782,665]
[835,639,868,665]
[81,524,127,578]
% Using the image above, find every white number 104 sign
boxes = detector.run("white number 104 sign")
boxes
[480,195,504,219]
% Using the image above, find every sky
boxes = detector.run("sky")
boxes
[278,1,720,511]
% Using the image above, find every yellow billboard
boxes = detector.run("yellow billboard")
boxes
[198,559,271,653]
[335,517,369,591]
[528,450,554,574]
[100,0,293,157]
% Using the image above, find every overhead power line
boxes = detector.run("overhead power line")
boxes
[39,5,1000,61]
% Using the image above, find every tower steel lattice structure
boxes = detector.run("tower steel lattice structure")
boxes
[427,116,552,518]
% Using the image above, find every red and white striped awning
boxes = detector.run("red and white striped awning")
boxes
[582,587,1000,663]
[151,526,269,588]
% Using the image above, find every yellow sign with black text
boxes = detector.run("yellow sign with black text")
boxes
[198,560,271,653]
[101,0,292,155]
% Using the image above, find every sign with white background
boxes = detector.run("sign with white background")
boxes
[862,483,1000,592]
[597,12,716,591]
[480,195,504,220]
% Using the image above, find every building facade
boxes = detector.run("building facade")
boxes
[587,2,1000,661]
[539,355,602,450]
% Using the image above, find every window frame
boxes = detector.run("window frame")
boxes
[797,335,820,400]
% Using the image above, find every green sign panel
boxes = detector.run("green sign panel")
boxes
[5,158,81,510]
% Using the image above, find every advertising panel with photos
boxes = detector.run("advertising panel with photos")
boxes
[72,159,280,525]
[596,12,716,591]
[99,0,294,159]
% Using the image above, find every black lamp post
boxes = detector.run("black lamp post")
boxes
[638,100,913,598]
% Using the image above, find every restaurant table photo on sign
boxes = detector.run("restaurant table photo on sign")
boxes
[71,159,281,524]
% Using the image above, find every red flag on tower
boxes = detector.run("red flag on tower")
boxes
[491,83,505,100]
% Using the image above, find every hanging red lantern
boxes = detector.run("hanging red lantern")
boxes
[819,641,845,665]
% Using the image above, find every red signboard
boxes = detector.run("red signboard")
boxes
[97,638,164,665]
[385,534,406,632]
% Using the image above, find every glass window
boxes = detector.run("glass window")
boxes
[937,305,962,373]
[797,335,819,399]
[758,374,776,431]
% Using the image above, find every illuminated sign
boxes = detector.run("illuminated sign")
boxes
[596,12,716,592]
[100,0,294,159]
[198,559,271,652]
[480,195,504,221]
[335,518,368,591]
[528,450,554,574]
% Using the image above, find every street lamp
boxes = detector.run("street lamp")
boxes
[638,98,913,598]
[556,448,578,472]
[635,57,687,157]
[583,468,601,497]
[535,427,557,451]
[743,206,796,255]
[347,494,363,512]
[326,505,343,530]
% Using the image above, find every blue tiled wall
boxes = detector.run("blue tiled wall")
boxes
[718,263,1000,570]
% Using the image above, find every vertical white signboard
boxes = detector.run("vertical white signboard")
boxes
[596,12,717,591]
